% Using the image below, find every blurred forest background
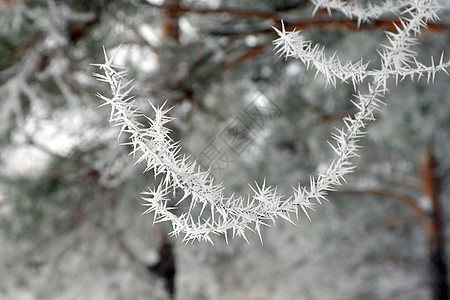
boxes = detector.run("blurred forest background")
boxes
[1,0,450,299]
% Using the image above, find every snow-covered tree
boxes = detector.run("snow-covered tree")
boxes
[1,0,450,299]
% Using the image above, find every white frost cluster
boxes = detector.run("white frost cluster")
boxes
[93,0,449,243]
[311,0,411,26]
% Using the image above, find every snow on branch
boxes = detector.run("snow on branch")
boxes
[93,0,449,243]
[273,21,370,88]
[312,0,414,27]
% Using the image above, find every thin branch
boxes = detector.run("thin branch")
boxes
[365,212,417,235]
[144,2,280,20]
[337,188,431,229]
[209,18,450,36]
[222,44,266,70]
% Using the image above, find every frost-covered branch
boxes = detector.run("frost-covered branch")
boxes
[273,21,370,87]
[312,0,411,26]
[93,0,449,243]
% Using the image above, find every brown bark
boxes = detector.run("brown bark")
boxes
[421,148,449,300]
[162,0,181,41]
[285,18,449,33]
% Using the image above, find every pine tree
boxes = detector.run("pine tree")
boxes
[1,0,450,299]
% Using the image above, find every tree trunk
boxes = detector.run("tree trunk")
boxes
[162,0,180,41]
[421,148,449,300]
[148,237,176,298]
